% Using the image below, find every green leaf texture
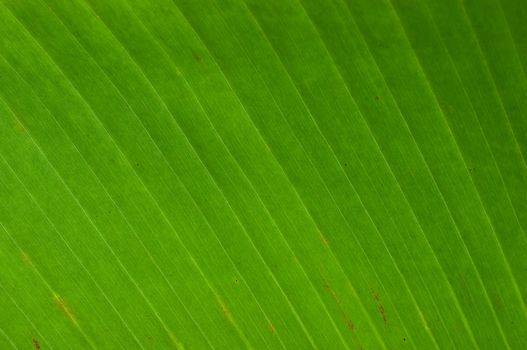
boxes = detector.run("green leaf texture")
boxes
[0,0,526,348]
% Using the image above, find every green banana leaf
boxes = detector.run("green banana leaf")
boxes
[1,0,526,348]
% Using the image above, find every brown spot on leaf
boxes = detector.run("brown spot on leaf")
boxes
[378,305,387,324]
[192,50,202,63]
[319,233,329,247]
[20,251,33,267]
[53,293,78,326]
[216,296,232,321]
[269,321,276,335]
[32,338,41,349]
[495,294,503,310]
[14,119,27,133]
[324,281,356,334]
[371,288,387,325]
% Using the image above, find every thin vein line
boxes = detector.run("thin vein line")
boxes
[212,0,389,343]
[496,0,527,162]
[1,6,216,348]
[24,2,281,348]
[120,0,356,344]
[36,1,275,348]
[107,0,380,346]
[0,282,53,350]
[460,0,527,167]
[0,222,98,349]
[380,0,515,345]
[66,1,317,347]
[340,0,516,346]
[383,0,521,345]
[319,0,492,346]
[206,1,425,347]
[0,105,144,349]
[252,0,464,347]
[0,327,18,350]
[43,0,314,346]
[285,11,445,349]
[457,0,527,243]
[236,0,480,347]
[0,58,214,348]
[421,0,527,317]
[329,0,466,343]
[0,4,256,348]
[146,0,373,347]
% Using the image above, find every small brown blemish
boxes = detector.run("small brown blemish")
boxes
[53,293,78,326]
[495,294,503,310]
[371,288,387,325]
[379,305,387,324]
[192,50,202,63]
[269,321,276,335]
[32,338,40,350]
[324,281,356,334]
[319,233,329,247]
[14,119,27,133]
[20,251,33,267]
[216,296,232,321]
[292,255,300,265]
[169,333,184,349]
